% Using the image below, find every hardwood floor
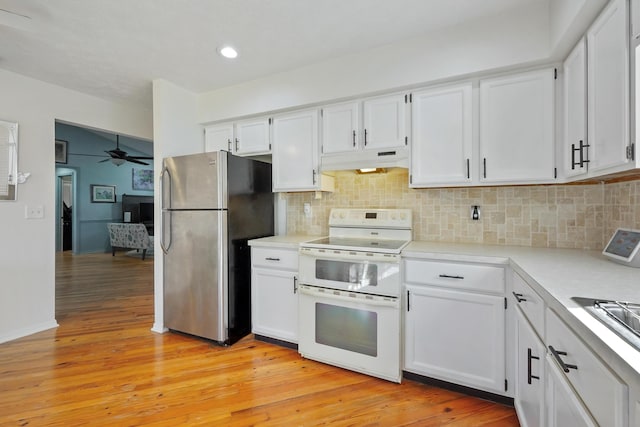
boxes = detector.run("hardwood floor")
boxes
[0,252,520,426]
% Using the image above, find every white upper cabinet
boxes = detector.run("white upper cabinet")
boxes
[563,38,589,178]
[479,69,556,184]
[204,122,234,153]
[587,0,631,174]
[321,101,359,155]
[410,82,473,187]
[235,117,272,156]
[272,109,322,192]
[362,93,408,150]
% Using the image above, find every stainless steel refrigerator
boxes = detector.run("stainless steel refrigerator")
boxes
[160,151,273,345]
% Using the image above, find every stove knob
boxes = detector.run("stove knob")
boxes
[340,212,346,219]
[391,213,397,220]
[400,213,407,220]
[332,211,338,219]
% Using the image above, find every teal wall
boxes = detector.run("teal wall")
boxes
[55,123,154,254]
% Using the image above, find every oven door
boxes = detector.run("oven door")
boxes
[298,248,400,296]
[297,284,401,383]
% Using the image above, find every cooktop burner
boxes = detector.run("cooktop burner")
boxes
[303,236,410,253]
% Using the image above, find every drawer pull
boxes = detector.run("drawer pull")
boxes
[549,345,578,373]
[527,348,540,384]
[439,274,464,280]
[512,292,527,303]
[293,276,298,294]
[265,257,281,261]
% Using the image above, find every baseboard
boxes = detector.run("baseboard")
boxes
[0,320,59,344]
[403,371,514,406]
[254,334,298,350]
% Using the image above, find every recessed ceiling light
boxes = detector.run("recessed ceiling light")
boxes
[218,46,238,59]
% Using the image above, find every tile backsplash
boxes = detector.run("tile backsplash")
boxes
[285,169,640,250]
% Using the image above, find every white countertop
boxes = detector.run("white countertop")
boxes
[404,241,640,387]
[248,235,317,249]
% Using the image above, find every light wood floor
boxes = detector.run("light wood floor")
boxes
[0,252,520,426]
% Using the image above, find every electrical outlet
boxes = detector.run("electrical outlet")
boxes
[25,205,44,219]
[303,203,312,218]
[471,205,480,221]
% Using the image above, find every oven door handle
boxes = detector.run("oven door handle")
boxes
[300,249,399,263]
[298,285,399,308]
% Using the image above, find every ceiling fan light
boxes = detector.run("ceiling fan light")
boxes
[111,158,125,166]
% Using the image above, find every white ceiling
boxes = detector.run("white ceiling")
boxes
[0,0,547,109]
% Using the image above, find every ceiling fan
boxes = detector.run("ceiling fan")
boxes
[99,135,153,166]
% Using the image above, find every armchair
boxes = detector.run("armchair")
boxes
[107,223,153,260]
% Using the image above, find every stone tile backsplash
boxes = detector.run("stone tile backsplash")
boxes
[285,169,640,250]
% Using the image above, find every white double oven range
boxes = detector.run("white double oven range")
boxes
[298,208,412,383]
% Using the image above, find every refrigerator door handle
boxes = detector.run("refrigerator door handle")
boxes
[160,166,173,254]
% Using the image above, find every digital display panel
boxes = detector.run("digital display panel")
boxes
[365,212,377,219]
[604,229,640,259]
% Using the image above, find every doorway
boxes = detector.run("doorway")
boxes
[55,169,77,253]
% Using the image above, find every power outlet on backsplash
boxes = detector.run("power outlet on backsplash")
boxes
[471,205,480,221]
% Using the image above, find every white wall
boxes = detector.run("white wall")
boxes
[0,68,152,343]
[198,2,551,123]
[151,79,203,333]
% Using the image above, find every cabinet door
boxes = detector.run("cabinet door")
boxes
[321,101,359,154]
[204,123,234,153]
[410,83,472,187]
[235,117,271,155]
[563,38,589,178]
[272,109,319,191]
[515,308,545,427]
[404,284,506,394]
[479,69,555,184]
[362,93,407,150]
[251,268,298,343]
[587,0,630,173]
[546,355,597,427]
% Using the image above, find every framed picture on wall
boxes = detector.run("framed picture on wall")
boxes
[132,169,154,191]
[91,184,116,203]
[55,139,68,164]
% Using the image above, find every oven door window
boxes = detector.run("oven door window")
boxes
[315,260,377,287]
[315,302,377,357]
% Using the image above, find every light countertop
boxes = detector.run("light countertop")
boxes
[404,241,640,387]
[248,235,317,249]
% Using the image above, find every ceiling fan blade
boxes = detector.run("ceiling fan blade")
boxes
[126,157,149,165]
[128,156,153,160]
[98,158,111,163]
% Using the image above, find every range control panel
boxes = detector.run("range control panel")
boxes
[328,208,412,229]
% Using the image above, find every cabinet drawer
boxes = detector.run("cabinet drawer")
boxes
[512,272,545,339]
[546,308,628,427]
[251,247,299,271]
[403,259,505,293]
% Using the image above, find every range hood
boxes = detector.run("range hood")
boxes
[320,147,409,172]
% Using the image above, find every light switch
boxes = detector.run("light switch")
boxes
[25,205,44,219]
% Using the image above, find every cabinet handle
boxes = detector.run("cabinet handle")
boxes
[527,348,540,384]
[352,130,356,147]
[227,138,232,152]
[549,345,578,373]
[364,129,368,146]
[293,276,298,294]
[265,257,280,261]
[439,274,464,280]
[483,158,487,179]
[407,290,410,311]
[312,169,317,185]
[235,138,239,152]
[580,140,590,166]
[512,291,527,303]
[466,158,470,179]
[571,143,577,170]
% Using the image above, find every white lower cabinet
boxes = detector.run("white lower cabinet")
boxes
[251,247,299,344]
[545,353,598,427]
[545,308,628,427]
[403,259,507,395]
[515,307,545,427]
